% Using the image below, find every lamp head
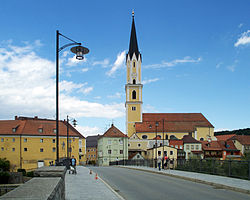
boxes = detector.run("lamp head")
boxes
[71,45,89,60]
[72,119,77,127]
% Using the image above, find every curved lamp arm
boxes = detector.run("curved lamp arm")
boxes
[58,42,81,52]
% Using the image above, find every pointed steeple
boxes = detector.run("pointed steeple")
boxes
[127,11,141,60]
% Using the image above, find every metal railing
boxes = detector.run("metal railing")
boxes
[110,158,250,180]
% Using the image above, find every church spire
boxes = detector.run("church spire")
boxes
[127,11,141,61]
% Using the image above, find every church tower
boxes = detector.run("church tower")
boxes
[125,12,143,137]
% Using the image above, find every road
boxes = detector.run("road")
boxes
[89,166,250,200]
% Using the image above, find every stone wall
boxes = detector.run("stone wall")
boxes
[0,166,66,200]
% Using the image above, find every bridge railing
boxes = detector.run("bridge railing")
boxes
[110,158,250,180]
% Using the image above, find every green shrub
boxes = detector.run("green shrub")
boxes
[0,158,10,171]
[17,168,26,176]
[26,171,34,177]
[0,171,10,184]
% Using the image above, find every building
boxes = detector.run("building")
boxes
[0,116,86,171]
[125,14,214,141]
[169,139,185,160]
[201,140,223,159]
[218,140,241,160]
[86,135,99,164]
[229,135,250,156]
[182,134,202,159]
[97,124,128,166]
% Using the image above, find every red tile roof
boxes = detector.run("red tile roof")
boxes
[101,124,127,138]
[169,140,183,146]
[201,141,222,151]
[135,113,213,133]
[230,135,250,145]
[182,135,201,144]
[215,134,236,141]
[0,116,84,138]
[218,140,239,151]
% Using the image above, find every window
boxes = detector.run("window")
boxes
[170,151,173,155]
[128,143,130,147]
[119,140,123,145]
[138,143,141,147]
[38,128,43,133]
[108,150,112,154]
[133,62,135,67]
[79,149,82,152]
[191,145,194,150]
[132,106,136,111]
[52,139,55,143]
[196,145,199,150]
[40,139,43,143]
[133,79,136,84]
[108,140,111,145]
[1,138,4,142]
[175,145,178,149]
[186,145,189,150]
[158,151,161,155]
[1,147,4,151]
[165,135,168,140]
[12,138,15,142]
[12,128,16,133]
[53,129,57,134]
[24,148,27,152]
[142,135,148,139]
[91,155,93,158]
[164,151,167,156]
[120,150,123,154]
[40,148,44,152]
[88,149,90,152]
[200,138,204,141]
[24,138,27,142]
[53,147,56,152]
[171,145,173,148]
[12,148,15,152]
[180,145,183,149]
[69,147,72,152]
[132,90,136,99]
[94,155,95,157]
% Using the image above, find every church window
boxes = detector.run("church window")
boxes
[165,135,168,140]
[132,106,136,111]
[133,79,136,84]
[200,138,204,141]
[132,90,136,99]
[142,135,147,139]
[133,62,135,67]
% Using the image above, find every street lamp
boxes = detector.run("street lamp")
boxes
[155,121,159,168]
[55,30,89,165]
[66,115,77,159]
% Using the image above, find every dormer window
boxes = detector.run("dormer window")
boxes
[38,128,43,133]
[12,128,16,133]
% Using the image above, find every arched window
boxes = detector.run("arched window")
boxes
[200,138,204,141]
[165,135,168,140]
[132,90,136,99]
[133,62,136,67]
[142,135,148,139]
[133,79,136,84]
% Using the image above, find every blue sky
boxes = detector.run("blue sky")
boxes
[0,0,250,136]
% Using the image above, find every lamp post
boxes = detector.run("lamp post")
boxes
[67,115,77,159]
[155,121,159,168]
[55,30,89,165]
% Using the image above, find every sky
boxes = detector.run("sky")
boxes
[0,0,250,137]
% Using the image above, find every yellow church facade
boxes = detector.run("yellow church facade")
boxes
[125,14,214,141]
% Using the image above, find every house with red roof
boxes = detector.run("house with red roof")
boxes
[0,116,86,171]
[182,134,202,159]
[97,124,128,166]
[228,135,250,156]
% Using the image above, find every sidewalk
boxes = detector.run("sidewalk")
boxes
[118,165,250,194]
[65,166,121,200]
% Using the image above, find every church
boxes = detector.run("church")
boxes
[125,13,214,142]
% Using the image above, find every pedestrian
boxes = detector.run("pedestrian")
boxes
[157,153,162,171]
[70,155,77,174]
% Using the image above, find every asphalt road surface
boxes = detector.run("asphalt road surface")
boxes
[89,166,250,200]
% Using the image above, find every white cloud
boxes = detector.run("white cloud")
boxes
[0,41,125,120]
[142,78,159,85]
[238,23,244,28]
[82,68,89,72]
[227,65,235,72]
[144,56,202,69]
[234,30,250,47]
[107,92,122,99]
[92,59,109,68]
[216,62,223,69]
[75,125,102,137]
[106,51,126,76]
